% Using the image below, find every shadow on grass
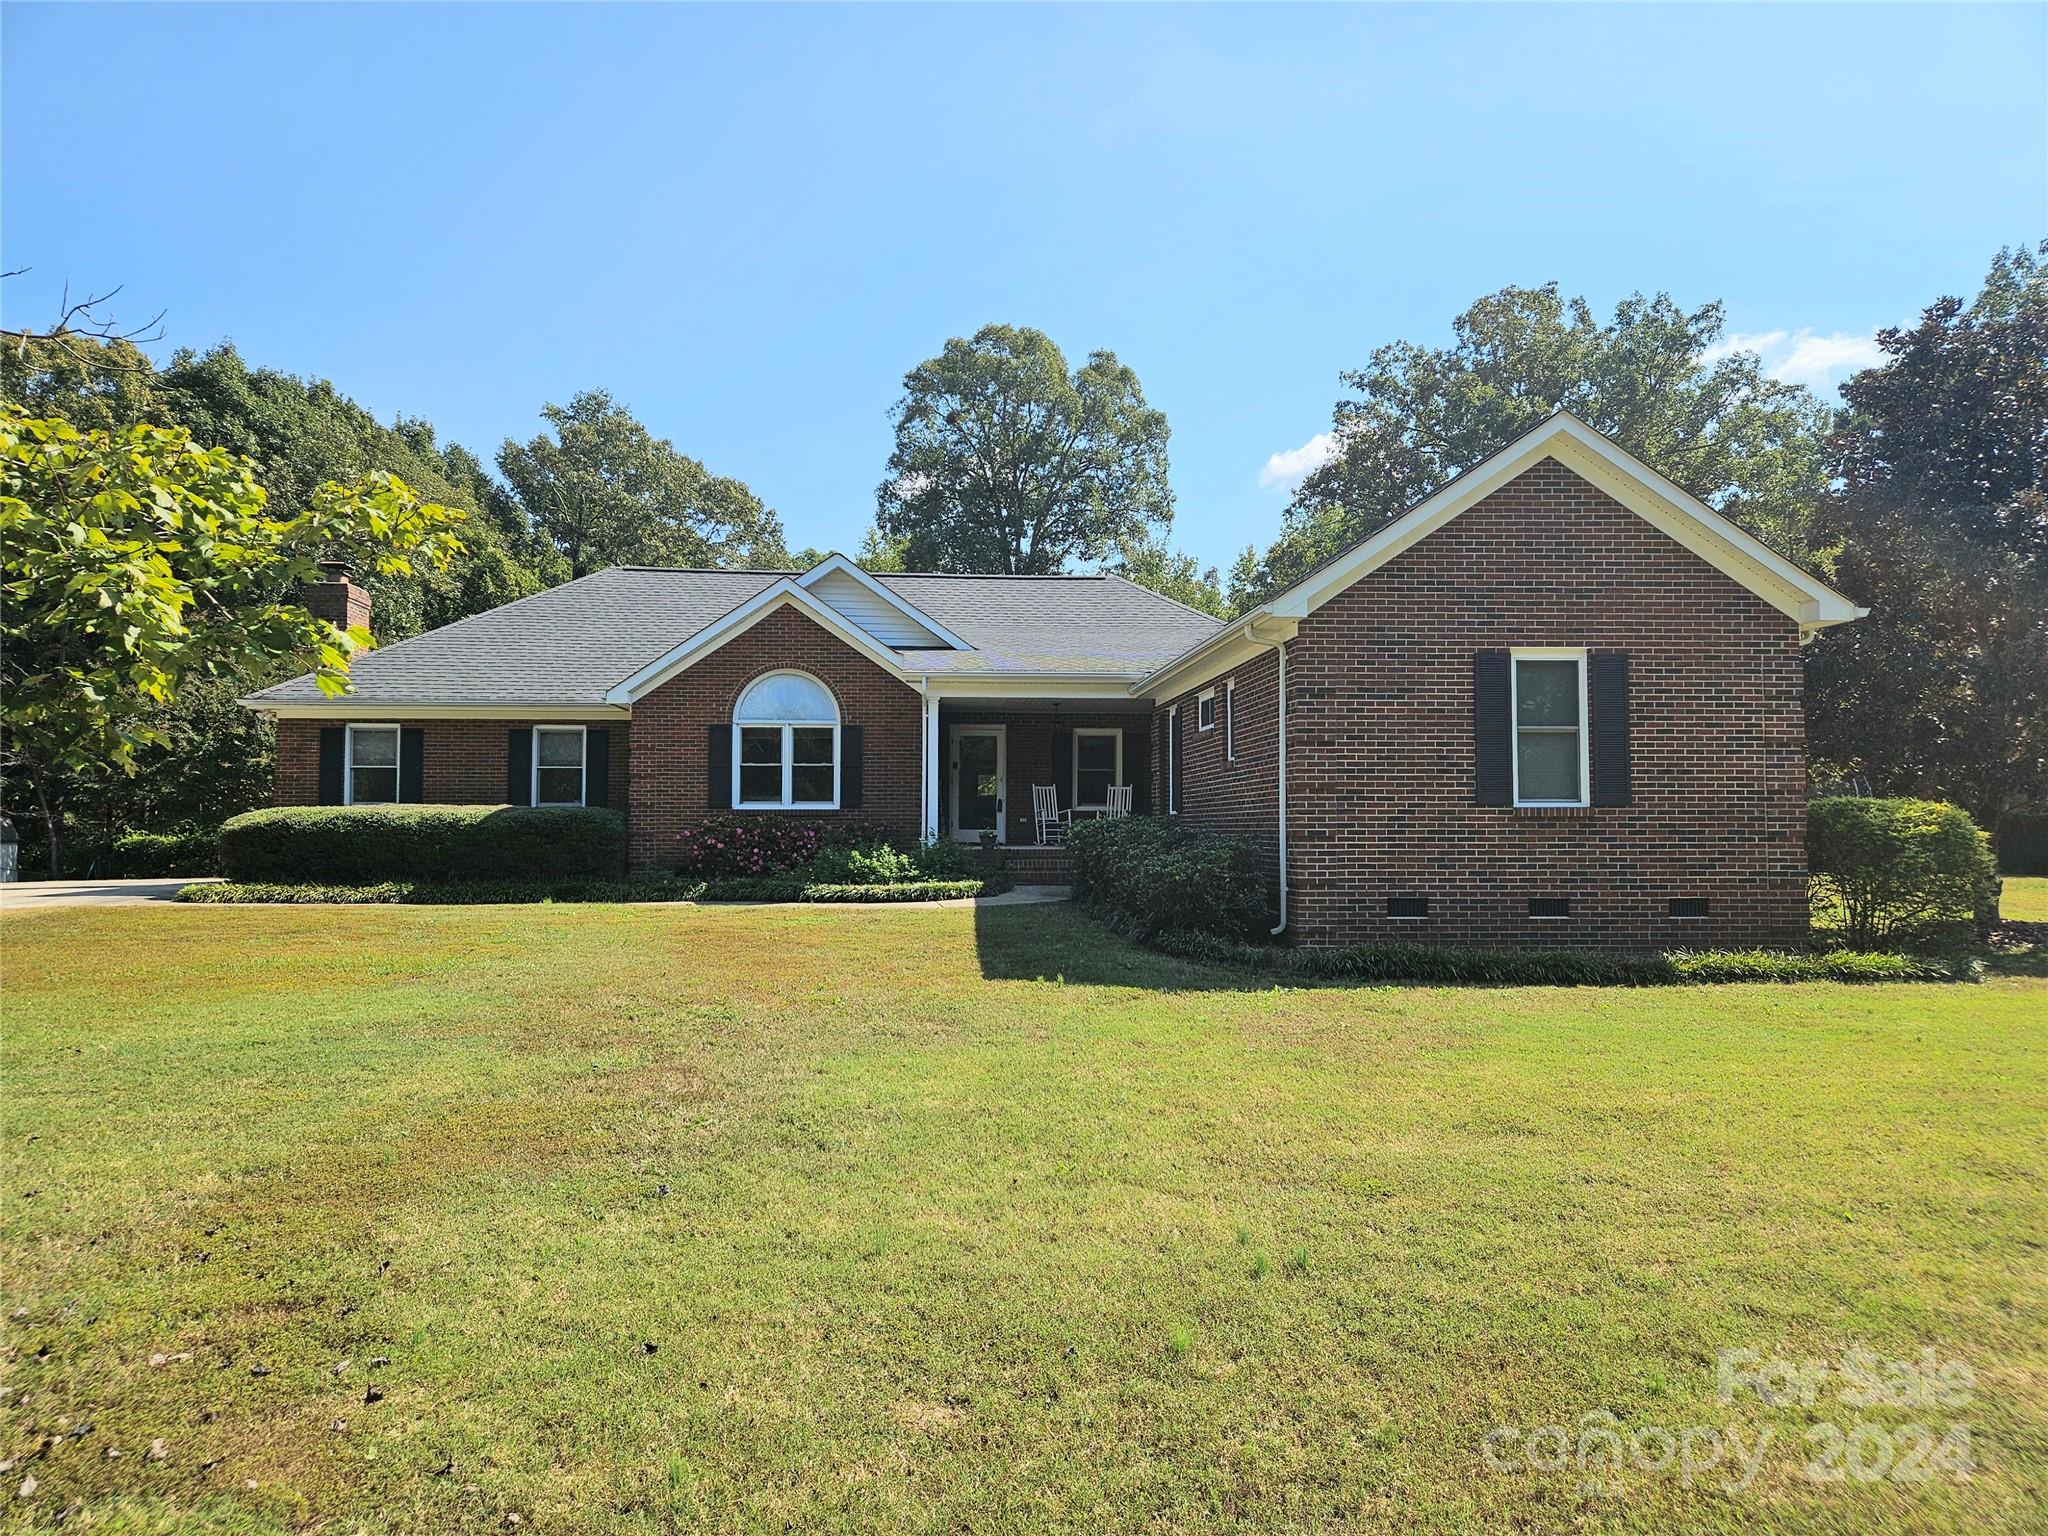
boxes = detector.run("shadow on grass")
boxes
[971,900,1272,992]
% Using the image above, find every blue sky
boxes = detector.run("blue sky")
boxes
[4,3,2043,574]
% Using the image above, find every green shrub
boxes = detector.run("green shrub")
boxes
[911,836,975,880]
[675,816,893,877]
[1067,816,1269,941]
[217,805,628,884]
[1996,811,2048,876]
[1147,929,1974,986]
[107,827,219,878]
[178,874,999,906]
[799,840,926,885]
[1807,797,1999,949]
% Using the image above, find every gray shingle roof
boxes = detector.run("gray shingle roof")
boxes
[244,565,1224,707]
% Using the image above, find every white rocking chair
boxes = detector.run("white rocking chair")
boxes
[1031,784,1072,846]
[1103,785,1134,820]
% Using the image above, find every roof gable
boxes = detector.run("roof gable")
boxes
[795,555,966,649]
[1267,413,1864,629]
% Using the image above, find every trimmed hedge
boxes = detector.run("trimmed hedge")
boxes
[177,875,1002,906]
[1066,816,1269,941]
[1808,797,1998,948]
[1149,929,1976,986]
[1996,811,2048,876]
[676,816,895,878]
[107,828,219,878]
[218,805,628,884]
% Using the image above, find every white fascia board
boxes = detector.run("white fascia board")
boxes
[796,554,973,650]
[1134,615,1297,703]
[606,581,915,703]
[924,675,1145,700]
[245,701,631,720]
[1268,412,1865,630]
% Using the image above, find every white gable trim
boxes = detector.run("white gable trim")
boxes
[605,580,914,703]
[1268,413,1866,628]
[1136,413,1864,702]
[796,554,971,650]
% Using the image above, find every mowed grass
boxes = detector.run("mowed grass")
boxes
[1,902,2043,1536]
[2001,874,2048,923]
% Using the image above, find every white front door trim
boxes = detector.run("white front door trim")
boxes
[947,723,1008,844]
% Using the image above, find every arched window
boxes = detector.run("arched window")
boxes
[734,671,839,809]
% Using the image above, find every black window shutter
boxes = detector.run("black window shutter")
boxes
[1171,708,1185,813]
[585,727,611,809]
[840,724,863,808]
[1128,731,1151,814]
[1050,728,1072,811]
[317,727,345,805]
[399,728,425,803]
[507,728,533,806]
[1473,651,1512,806]
[707,724,732,810]
[1589,652,1632,807]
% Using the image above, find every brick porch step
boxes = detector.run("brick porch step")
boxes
[1001,845,1075,883]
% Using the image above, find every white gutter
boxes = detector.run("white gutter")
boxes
[1241,615,1288,938]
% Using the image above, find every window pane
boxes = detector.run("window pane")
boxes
[351,728,397,767]
[1076,733,1116,771]
[790,726,834,766]
[735,673,834,722]
[739,764,782,803]
[537,766,582,805]
[536,729,583,769]
[1517,731,1580,802]
[1515,660,1579,727]
[1076,768,1114,806]
[1198,697,1214,728]
[351,766,398,804]
[740,726,782,765]
[791,764,833,803]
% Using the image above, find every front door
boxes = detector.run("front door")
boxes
[948,726,1006,843]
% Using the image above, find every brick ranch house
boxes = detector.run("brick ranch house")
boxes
[243,413,1865,947]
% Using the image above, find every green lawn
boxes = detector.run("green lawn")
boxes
[2001,874,2047,923]
[2,902,2043,1535]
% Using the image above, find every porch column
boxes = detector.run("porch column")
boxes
[921,689,941,843]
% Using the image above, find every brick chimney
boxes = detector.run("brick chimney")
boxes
[305,558,371,631]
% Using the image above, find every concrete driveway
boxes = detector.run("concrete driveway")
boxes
[0,877,218,910]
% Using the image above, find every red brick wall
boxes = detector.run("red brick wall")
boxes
[1166,456,1809,949]
[275,718,632,807]
[1152,649,1284,897]
[625,602,924,872]
[941,706,1153,844]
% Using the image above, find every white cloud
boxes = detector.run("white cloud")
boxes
[1700,327,1885,392]
[1258,430,1338,490]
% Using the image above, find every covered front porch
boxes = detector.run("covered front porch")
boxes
[916,691,1153,850]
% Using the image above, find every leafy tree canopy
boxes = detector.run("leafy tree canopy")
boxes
[1231,285,1833,608]
[1807,242,2047,829]
[875,325,1173,574]
[0,408,464,871]
[1113,535,1229,618]
[497,389,787,577]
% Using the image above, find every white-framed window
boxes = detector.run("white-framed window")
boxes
[1196,688,1216,732]
[1510,648,1588,807]
[733,670,839,809]
[345,723,401,805]
[1224,680,1236,761]
[1072,727,1124,810]
[532,725,587,806]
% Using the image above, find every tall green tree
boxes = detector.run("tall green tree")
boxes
[0,408,464,873]
[875,324,1173,574]
[1232,285,1833,607]
[1113,535,1229,618]
[497,390,786,577]
[1806,242,2047,831]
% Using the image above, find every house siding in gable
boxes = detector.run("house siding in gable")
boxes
[624,602,924,872]
[1165,456,1809,949]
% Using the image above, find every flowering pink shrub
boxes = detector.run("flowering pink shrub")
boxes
[675,816,894,877]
